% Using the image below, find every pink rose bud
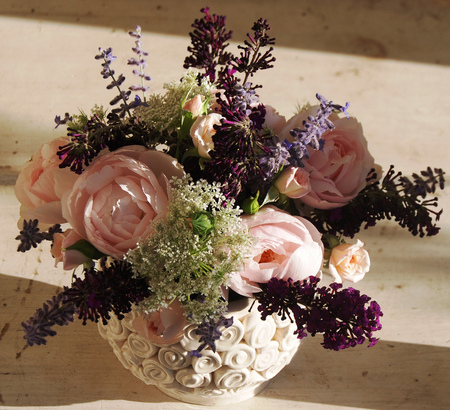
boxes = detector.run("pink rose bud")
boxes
[329,239,370,283]
[190,113,223,159]
[182,94,204,117]
[274,166,311,199]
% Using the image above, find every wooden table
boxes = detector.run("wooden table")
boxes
[1,1,449,408]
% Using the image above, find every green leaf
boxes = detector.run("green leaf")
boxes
[65,239,105,260]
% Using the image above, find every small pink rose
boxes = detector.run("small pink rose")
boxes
[190,113,223,159]
[229,206,323,297]
[51,229,91,270]
[15,137,78,225]
[263,105,286,135]
[132,299,186,345]
[280,106,377,209]
[274,166,311,199]
[183,94,204,117]
[329,239,370,283]
[62,146,185,259]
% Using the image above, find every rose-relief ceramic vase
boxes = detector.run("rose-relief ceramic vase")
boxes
[98,298,301,405]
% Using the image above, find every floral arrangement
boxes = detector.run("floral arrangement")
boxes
[16,8,445,356]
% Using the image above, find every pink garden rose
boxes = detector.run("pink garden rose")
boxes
[132,299,186,345]
[274,166,311,199]
[263,105,286,135]
[229,206,323,297]
[328,239,370,283]
[190,113,223,159]
[62,146,185,259]
[183,94,204,117]
[280,106,377,210]
[15,137,78,225]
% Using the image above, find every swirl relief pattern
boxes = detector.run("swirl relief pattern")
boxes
[99,300,301,405]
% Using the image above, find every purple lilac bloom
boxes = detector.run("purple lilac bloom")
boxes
[183,7,233,82]
[255,276,383,351]
[16,219,62,253]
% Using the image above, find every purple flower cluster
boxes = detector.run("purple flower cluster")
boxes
[16,219,61,252]
[128,25,151,96]
[310,165,446,238]
[183,7,233,82]
[189,316,234,357]
[288,93,349,166]
[254,276,383,351]
[22,258,151,346]
[22,293,76,346]
[57,114,109,174]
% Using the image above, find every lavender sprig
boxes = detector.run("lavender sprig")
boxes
[189,316,234,357]
[22,293,76,346]
[254,276,383,351]
[288,93,349,166]
[128,25,151,100]
[54,112,72,129]
[95,47,132,118]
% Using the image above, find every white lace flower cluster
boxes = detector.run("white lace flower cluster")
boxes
[127,176,252,322]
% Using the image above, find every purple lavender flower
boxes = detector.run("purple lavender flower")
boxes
[22,293,76,346]
[54,112,72,129]
[22,258,151,346]
[128,25,151,98]
[288,93,350,166]
[189,316,234,357]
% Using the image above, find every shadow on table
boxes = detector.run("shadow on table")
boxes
[1,273,449,409]
[0,0,449,65]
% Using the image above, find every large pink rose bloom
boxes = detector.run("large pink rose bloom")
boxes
[62,146,185,259]
[280,106,377,210]
[15,137,78,225]
[229,206,323,297]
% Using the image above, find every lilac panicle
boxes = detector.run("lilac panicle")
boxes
[183,7,233,82]
[254,276,383,351]
[310,165,446,238]
[16,219,62,253]
[63,258,151,325]
[232,18,276,84]
[22,258,151,346]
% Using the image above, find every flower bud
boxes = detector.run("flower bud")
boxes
[274,167,311,199]
[242,192,260,215]
[191,211,215,237]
